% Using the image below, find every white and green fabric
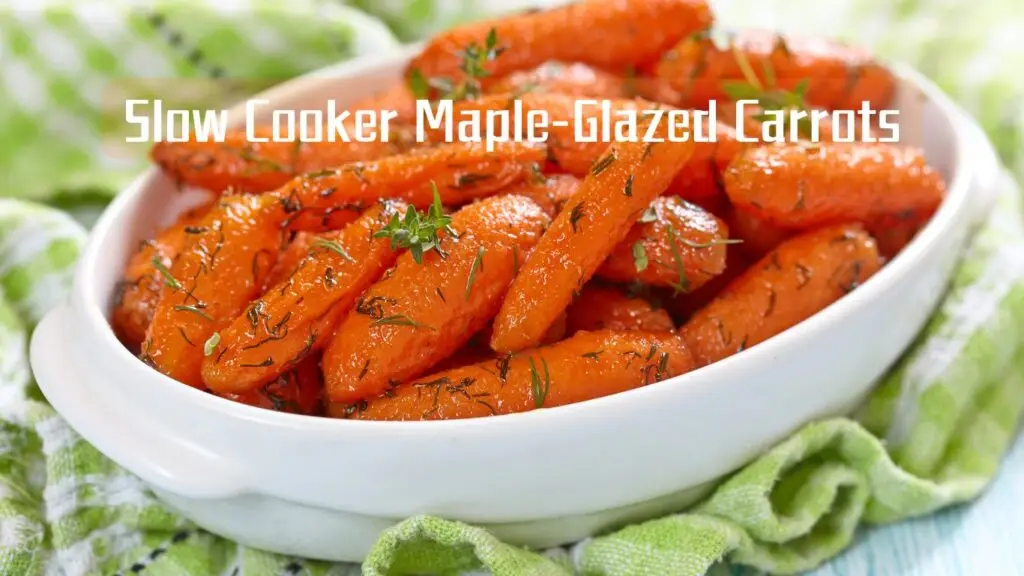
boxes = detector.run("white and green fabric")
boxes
[2,1,1024,575]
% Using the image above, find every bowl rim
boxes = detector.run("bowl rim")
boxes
[71,46,973,433]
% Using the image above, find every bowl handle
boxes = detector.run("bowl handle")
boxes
[31,305,245,500]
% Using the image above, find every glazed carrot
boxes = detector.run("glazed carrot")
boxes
[663,119,744,204]
[323,195,550,404]
[656,30,896,110]
[504,174,582,217]
[680,223,881,366]
[408,0,711,87]
[597,196,730,291]
[112,200,214,349]
[488,62,631,98]
[219,355,323,415]
[203,202,404,393]
[724,204,792,259]
[151,126,417,194]
[491,129,696,353]
[268,142,546,230]
[724,143,946,229]
[142,194,284,388]
[346,83,419,121]
[664,247,750,322]
[262,232,316,289]
[344,330,695,420]
[866,209,932,259]
[566,285,674,333]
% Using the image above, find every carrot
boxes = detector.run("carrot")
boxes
[202,202,405,394]
[343,329,695,420]
[112,200,214,349]
[723,204,792,259]
[142,194,284,388]
[566,285,674,333]
[597,196,730,291]
[724,143,946,229]
[408,0,711,87]
[663,247,750,322]
[663,119,744,204]
[680,223,881,366]
[322,194,550,404]
[488,62,631,98]
[715,100,877,144]
[866,209,932,259]
[268,142,546,230]
[656,30,896,111]
[503,174,582,217]
[151,126,417,194]
[346,82,419,121]
[262,231,316,289]
[218,354,323,415]
[491,129,696,353]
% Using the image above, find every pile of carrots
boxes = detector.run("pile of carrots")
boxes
[113,0,946,420]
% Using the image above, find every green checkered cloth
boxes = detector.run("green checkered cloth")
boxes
[2,1,1024,575]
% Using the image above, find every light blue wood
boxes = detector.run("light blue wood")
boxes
[811,434,1024,575]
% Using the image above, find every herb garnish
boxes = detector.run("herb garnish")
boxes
[569,202,585,233]
[591,151,617,176]
[665,225,690,294]
[410,28,506,101]
[529,356,551,408]
[632,242,649,272]
[465,246,485,299]
[372,314,435,331]
[623,174,634,197]
[313,238,355,263]
[173,304,212,321]
[581,350,604,360]
[151,257,181,291]
[677,237,743,249]
[203,332,221,357]
[373,183,454,264]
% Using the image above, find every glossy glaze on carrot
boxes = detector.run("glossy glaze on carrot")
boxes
[219,354,323,415]
[680,223,881,366]
[598,196,730,291]
[203,202,404,393]
[566,285,675,333]
[323,195,550,404]
[724,143,945,229]
[491,128,695,353]
[488,62,631,98]
[345,330,695,420]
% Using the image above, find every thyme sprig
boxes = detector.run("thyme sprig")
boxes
[373,183,454,264]
[408,28,506,102]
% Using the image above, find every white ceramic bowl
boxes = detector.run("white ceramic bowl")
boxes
[31,45,1001,562]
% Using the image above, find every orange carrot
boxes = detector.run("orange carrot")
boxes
[503,174,582,217]
[656,30,896,110]
[219,354,323,415]
[143,194,284,388]
[488,62,631,98]
[112,200,214,349]
[262,231,316,289]
[566,285,674,333]
[680,223,881,366]
[663,119,744,204]
[408,0,711,88]
[344,329,695,420]
[491,129,696,353]
[724,143,946,229]
[866,209,932,260]
[663,247,750,322]
[151,126,417,194]
[723,204,792,259]
[346,83,419,121]
[203,202,405,393]
[323,194,550,404]
[597,196,730,291]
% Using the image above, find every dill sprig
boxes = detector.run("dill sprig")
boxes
[312,238,356,263]
[465,246,485,300]
[372,314,436,331]
[151,257,181,291]
[408,28,506,102]
[632,242,649,272]
[529,356,551,408]
[373,183,454,264]
[203,332,221,357]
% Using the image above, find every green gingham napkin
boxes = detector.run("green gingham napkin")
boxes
[2,1,1024,575]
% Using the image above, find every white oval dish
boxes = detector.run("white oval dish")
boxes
[31,44,1001,562]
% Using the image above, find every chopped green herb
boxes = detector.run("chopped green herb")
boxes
[373,182,453,264]
[632,242,649,272]
[173,305,212,321]
[408,68,430,99]
[313,238,355,263]
[151,257,181,291]
[666,224,691,294]
[623,174,634,197]
[590,151,617,176]
[569,202,585,233]
[529,356,551,408]
[372,314,435,331]
[203,332,221,357]
[677,237,743,249]
[465,246,485,300]
[581,350,604,360]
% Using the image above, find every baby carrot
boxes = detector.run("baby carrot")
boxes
[663,247,750,322]
[597,196,731,291]
[344,330,695,420]
[566,285,675,333]
[724,143,946,229]
[680,223,881,366]
[491,129,696,353]
[142,194,284,388]
[656,29,896,110]
[112,200,214,349]
[663,120,744,204]
[218,355,323,415]
[322,194,550,405]
[202,202,404,394]
[866,209,932,260]
[268,142,546,230]
[723,204,792,259]
[262,232,316,290]
[408,0,711,88]
[151,126,416,194]
[345,83,419,121]
[488,62,632,98]
[503,174,581,217]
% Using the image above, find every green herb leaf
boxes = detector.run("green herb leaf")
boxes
[569,202,585,233]
[313,238,355,263]
[173,304,212,321]
[529,356,551,408]
[666,224,690,294]
[623,174,634,197]
[372,314,435,331]
[465,246,485,300]
[590,151,617,176]
[151,257,181,291]
[203,332,221,357]
[632,242,649,272]
[408,68,430,99]
[373,182,453,264]
[678,237,744,249]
